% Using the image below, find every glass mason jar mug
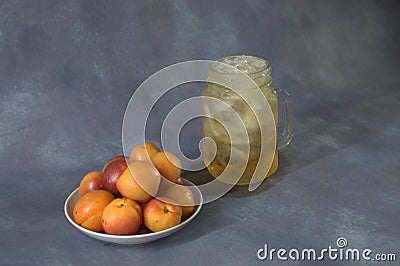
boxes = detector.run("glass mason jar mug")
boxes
[202,55,293,186]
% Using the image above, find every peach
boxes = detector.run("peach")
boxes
[73,190,114,232]
[102,157,128,195]
[116,161,161,203]
[129,142,160,162]
[101,198,142,235]
[160,185,195,220]
[143,197,182,232]
[79,171,103,196]
[151,152,181,183]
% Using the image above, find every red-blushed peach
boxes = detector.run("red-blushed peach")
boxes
[102,155,128,172]
[116,161,161,203]
[143,197,182,232]
[151,152,181,183]
[129,142,160,162]
[157,176,185,194]
[101,198,142,235]
[102,157,128,195]
[79,171,103,196]
[73,190,114,232]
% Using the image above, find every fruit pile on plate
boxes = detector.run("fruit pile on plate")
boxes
[73,142,196,235]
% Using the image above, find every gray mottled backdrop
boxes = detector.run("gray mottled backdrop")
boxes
[1,0,399,265]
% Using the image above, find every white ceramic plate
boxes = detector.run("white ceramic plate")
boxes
[64,179,203,244]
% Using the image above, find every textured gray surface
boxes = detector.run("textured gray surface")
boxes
[1,0,399,265]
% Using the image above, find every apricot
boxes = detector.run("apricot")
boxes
[101,198,142,235]
[160,185,195,220]
[151,152,181,183]
[116,161,161,203]
[73,190,114,232]
[143,197,182,232]
[176,177,185,186]
[79,171,103,196]
[129,142,160,162]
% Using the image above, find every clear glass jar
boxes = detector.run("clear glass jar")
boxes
[202,55,293,185]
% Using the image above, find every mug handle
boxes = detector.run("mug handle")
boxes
[275,88,294,150]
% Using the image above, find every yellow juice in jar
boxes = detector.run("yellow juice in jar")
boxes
[202,55,279,185]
